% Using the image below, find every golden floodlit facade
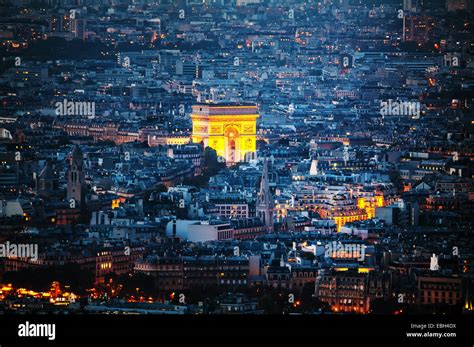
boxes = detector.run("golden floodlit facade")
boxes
[191,103,259,164]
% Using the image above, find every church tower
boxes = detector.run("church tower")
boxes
[67,145,85,209]
[257,158,274,232]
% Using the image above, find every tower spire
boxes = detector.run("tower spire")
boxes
[67,144,85,209]
[257,158,274,232]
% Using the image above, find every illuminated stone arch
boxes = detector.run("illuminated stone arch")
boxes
[224,125,240,163]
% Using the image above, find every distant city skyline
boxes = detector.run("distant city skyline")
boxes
[0,1,472,339]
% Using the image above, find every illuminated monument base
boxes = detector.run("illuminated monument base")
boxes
[191,103,259,164]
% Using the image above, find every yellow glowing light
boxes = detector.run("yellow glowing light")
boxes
[111,199,120,209]
[191,105,258,163]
